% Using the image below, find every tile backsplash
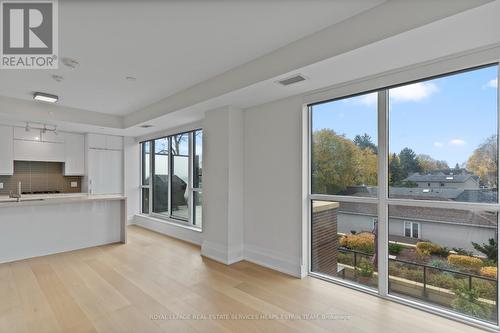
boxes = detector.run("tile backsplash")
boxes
[0,161,82,195]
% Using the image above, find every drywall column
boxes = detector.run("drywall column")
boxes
[201,106,244,264]
[124,137,140,223]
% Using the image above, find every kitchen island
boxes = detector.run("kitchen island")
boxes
[0,193,127,264]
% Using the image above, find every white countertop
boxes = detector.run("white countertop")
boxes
[0,193,126,208]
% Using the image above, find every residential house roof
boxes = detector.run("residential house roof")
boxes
[337,201,497,227]
[405,172,479,184]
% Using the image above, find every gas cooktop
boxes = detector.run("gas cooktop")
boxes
[21,191,61,195]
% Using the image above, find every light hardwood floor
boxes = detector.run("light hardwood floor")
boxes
[0,225,484,333]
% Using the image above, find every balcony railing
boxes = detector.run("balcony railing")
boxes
[338,247,496,294]
[388,257,497,295]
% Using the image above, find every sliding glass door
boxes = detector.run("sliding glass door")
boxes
[309,64,499,326]
[153,138,169,216]
[171,133,190,220]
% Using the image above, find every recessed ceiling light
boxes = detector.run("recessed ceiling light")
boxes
[33,92,58,103]
[52,75,64,82]
[139,124,153,128]
[126,76,137,81]
[61,57,80,69]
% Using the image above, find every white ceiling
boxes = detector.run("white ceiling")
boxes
[0,0,494,138]
[0,0,384,115]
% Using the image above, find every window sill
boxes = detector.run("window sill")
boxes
[135,214,202,233]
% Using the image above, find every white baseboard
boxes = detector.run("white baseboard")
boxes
[127,215,135,225]
[201,241,243,265]
[244,244,304,278]
[132,216,303,277]
[133,214,202,246]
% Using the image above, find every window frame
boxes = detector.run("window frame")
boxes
[140,141,152,214]
[140,128,202,229]
[307,60,500,330]
[192,129,203,227]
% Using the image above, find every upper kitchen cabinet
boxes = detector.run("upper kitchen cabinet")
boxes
[106,136,123,150]
[12,126,65,162]
[13,140,65,162]
[87,133,107,149]
[0,125,14,175]
[87,134,123,150]
[64,133,85,176]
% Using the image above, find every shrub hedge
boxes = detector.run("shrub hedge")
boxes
[416,242,446,255]
[448,254,483,271]
[480,266,497,279]
[340,233,375,254]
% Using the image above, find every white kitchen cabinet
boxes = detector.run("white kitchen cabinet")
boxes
[106,136,123,150]
[0,125,13,175]
[13,127,41,141]
[88,149,122,194]
[13,140,65,162]
[64,133,85,175]
[87,133,123,150]
[87,134,107,149]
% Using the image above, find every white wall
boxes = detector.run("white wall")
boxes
[239,2,500,278]
[243,96,305,276]
[124,137,140,222]
[127,1,500,278]
[201,106,244,264]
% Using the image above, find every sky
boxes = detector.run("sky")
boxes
[312,65,498,166]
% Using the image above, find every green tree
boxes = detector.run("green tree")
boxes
[399,148,422,179]
[451,284,493,320]
[471,238,497,263]
[354,133,377,154]
[389,153,403,185]
[467,135,498,187]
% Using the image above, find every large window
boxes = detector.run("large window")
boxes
[310,64,499,326]
[311,92,378,197]
[141,129,202,228]
[141,141,151,214]
[153,138,169,215]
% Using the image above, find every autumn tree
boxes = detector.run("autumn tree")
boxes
[312,129,377,194]
[417,154,449,172]
[467,135,498,187]
[354,146,378,186]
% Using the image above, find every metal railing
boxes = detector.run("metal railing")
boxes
[389,257,496,297]
[338,247,496,296]
[338,247,374,279]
